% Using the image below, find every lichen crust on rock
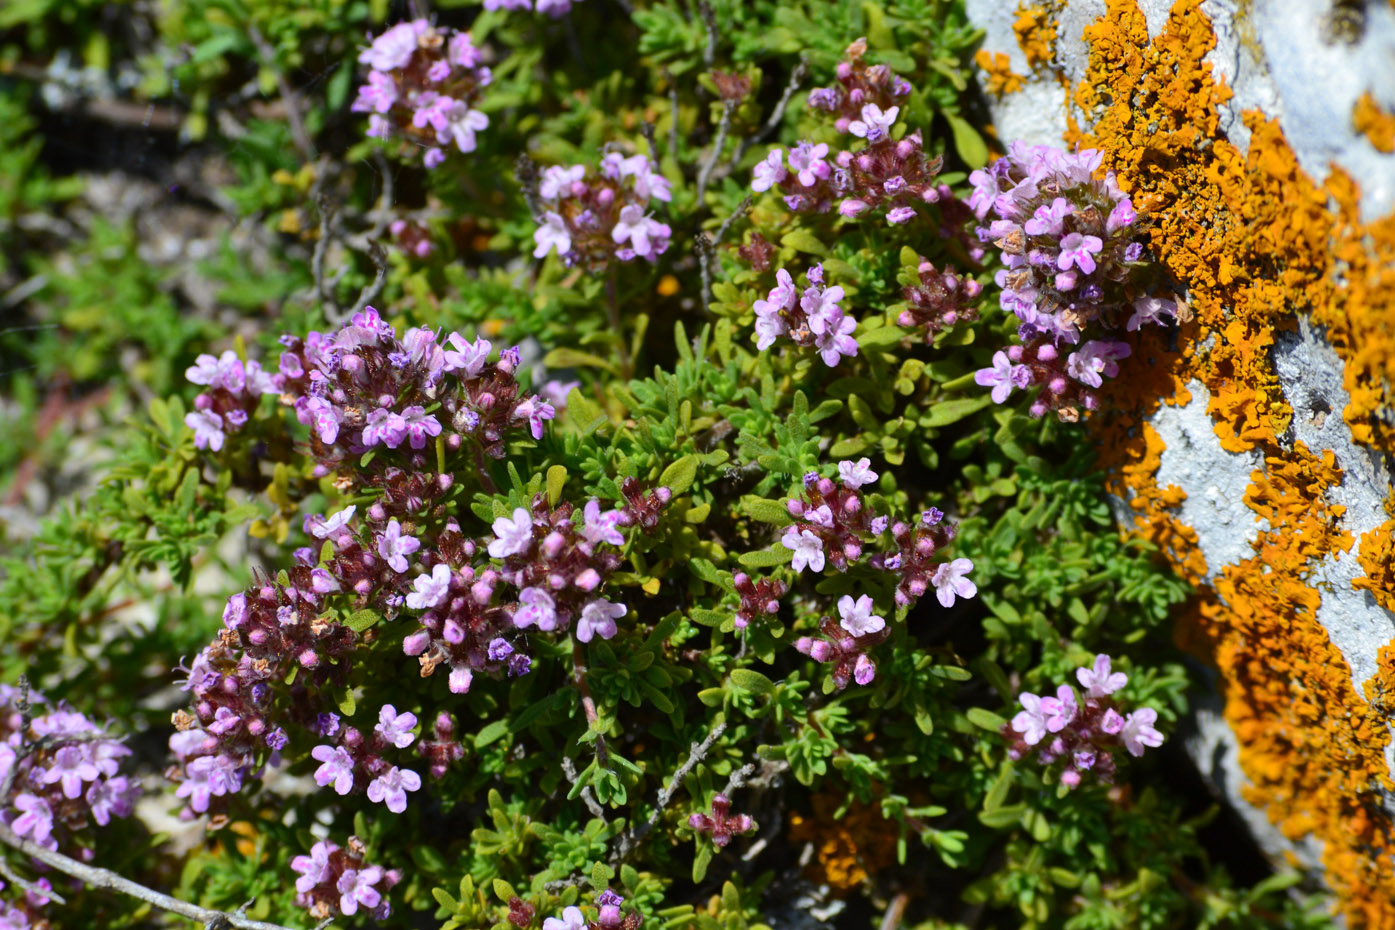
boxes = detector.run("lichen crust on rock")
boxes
[969,0,1395,924]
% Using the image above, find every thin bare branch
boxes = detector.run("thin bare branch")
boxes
[312,193,339,319]
[695,99,737,205]
[728,58,809,172]
[246,24,315,162]
[667,81,681,162]
[352,240,389,313]
[699,1,720,67]
[712,195,752,250]
[0,820,303,930]
[696,233,715,312]
[611,722,727,863]
[0,718,301,930]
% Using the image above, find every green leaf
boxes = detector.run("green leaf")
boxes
[857,325,906,348]
[978,804,1026,829]
[659,455,699,496]
[983,763,1015,813]
[780,229,828,256]
[590,862,615,890]
[737,547,792,568]
[692,842,713,883]
[544,347,619,374]
[923,395,994,427]
[966,707,1008,731]
[546,465,568,506]
[563,387,607,435]
[334,686,356,718]
[474,719,511,748]
[740,496,792,524]
[945,112,989,169]
[729,668,776,696]
[343,609,381,633]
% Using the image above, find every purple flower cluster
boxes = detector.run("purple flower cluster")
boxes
[732,571,786,630]
[782,463,972,608]
[401,493,636,694]
[1005,654,1165,789]
[794,596,886,689]
[780,463,973,687]
[0,686,138,854]
[0,875,54,929]
[688,793,755,849]
[543,889,642,930]
[751,264,859,367]
[898,258,983,342]
[751,124,944,226]
[484,0,580,14]
[532,152,672,269]
[273,307,554,467]
[352,20,493,168]
[969,142,1178,418]
[183,350,278,452]
[170,561,361,816]
[975,339,1131,420]
[310,704,424,813]
[806,37,912,133]
[290,835,400,921]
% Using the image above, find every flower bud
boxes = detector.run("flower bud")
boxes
[853,654,875,685]
[403,630,432,655]
[838,199,870,218]
[1007,345,1024,362]
[1048,376,1068,395]
[1036,343,1058,361]
[575,568,601,592]
[786,499,805,517]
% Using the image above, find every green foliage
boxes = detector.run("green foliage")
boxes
[0,1,1327,929]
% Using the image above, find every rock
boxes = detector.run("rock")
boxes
[965,0,1395,919]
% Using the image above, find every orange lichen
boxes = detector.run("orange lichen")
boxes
[973,50,1026,96]
[1353,92,1395,153]
[787,795,896,892]
[1202,446,1394,927]
[1353,494,1395,614]
[1060,0,1395,923]
[1311,169,1395,449]
[1012,4,1059,70]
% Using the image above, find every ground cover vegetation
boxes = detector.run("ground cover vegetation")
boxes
[0,1,1337,927]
